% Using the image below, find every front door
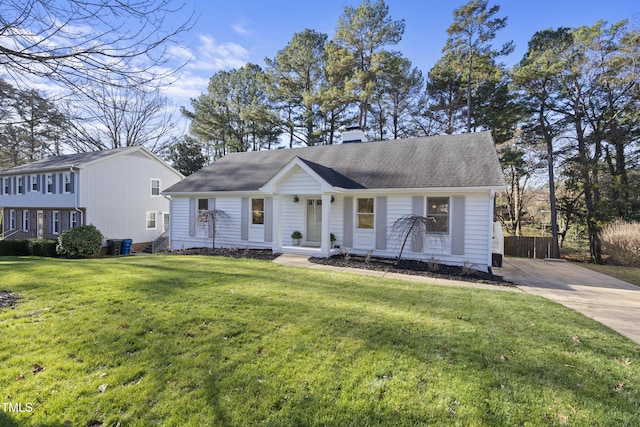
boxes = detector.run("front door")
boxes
[306,199,322,245]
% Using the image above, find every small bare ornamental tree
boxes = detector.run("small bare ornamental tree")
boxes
[198,209,231,249]
[390,214,436,265]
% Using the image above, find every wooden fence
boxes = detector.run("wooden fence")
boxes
[504,236,557,259]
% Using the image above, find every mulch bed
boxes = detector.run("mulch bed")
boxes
[169,247,279,261]
[0,290,19,309]
[310,254,513,286]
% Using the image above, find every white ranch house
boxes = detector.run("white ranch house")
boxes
[163,132,505,272]
[0,146,183,248]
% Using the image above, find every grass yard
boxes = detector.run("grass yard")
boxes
[1,255,639,426]
[577,262,640,287]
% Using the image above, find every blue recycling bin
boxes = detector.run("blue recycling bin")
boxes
[121,239,133,255]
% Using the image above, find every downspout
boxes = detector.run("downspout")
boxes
[488,189,496,274]
[163,194,172,250]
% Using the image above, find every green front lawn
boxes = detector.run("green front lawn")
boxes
[578,262,640,287]
[1,255,638,426]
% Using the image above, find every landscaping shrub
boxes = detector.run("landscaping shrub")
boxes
[28,239,58,257]
[0,239,30,256]
[56,225,104,258]
[600,220,640,266]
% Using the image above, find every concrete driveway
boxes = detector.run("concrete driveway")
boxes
[494,258,640,344]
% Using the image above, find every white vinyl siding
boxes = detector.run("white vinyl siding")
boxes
[277,167,322,194]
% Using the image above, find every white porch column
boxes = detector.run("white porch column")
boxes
[320,193,332,255]
[273,195,282,252]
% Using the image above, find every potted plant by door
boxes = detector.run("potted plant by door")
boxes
[291,231,302,246]
[330,233,337,248]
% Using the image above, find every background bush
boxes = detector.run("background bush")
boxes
[56,225,104,258]
[600,220,640,267]
[0,239,31,256]
[0,239,57,256]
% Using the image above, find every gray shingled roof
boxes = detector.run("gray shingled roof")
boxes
[0,146,140,175]
[163,131,505,194]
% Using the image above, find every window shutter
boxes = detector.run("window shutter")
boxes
[58,173,63,194]
[264,197,273,242]
[188,198,196,237]
[343,197,353,248]
[52,174,57,194]
[375,197,387,250]
[26,176,31,193]
[208,198,216,238]
[411,196,425,252]
[41,175,46,194]
[451,196,465,255]
[240,198,249,241]
[70,172,75,193]
[12,177,16,195]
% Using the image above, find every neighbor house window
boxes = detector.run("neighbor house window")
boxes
[31,174,38,192]
[9,210,16,229]
[251,198,264,225]
[22,210,30,231]
[356,198,374,229]
[146,212,157,229]
[52,211,60,234]
[46,174,53,193]
[426,197,449,234]
[17,176,23,194]
[70,211,79,228]
[64,172,72,193]
[151,179,160,196]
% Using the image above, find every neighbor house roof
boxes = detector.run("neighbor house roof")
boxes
[163,131,505,194]
[0,146,181,177]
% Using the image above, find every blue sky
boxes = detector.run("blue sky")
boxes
[165,0,638,110]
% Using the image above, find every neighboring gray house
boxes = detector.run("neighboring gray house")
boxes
[163,131,505,272]
[0,146,183,246]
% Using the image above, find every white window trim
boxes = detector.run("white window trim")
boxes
[356,197,375,230]
[146,211,157,229]
[31,174,38,192]
[63,172,72,194]
[52,210,60,234]
[251,198,265,225]
[9,209,16,230]
[150,178,161,197]
[17,176,24,194]
[46,174,54,194]
[22,210,30,232]
[426,196,451,235]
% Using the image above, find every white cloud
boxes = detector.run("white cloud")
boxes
[232,21,252,36]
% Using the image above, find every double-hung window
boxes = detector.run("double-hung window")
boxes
[64,172,72,193]
[151,179,160,196]
[22,210,30,231]
[426,197,450,234]
[52,211,60,234]
[146,212,157,229]
[31,174,38,192]
[70,211,79,228]
[9,210,16,230]
[356,198,374,229]
[46,174,54,194]
[17,176,24,194]
[251,199,264,225]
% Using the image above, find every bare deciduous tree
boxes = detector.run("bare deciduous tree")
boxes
[0,0,194,92]
[64,86,181,154]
